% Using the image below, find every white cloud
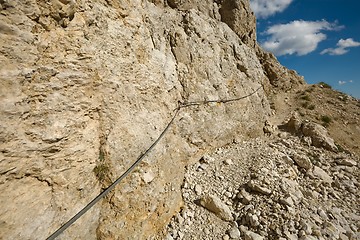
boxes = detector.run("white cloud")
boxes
[250,0,293,19]
[321,38,360,55]
[338,80,347,85]
[338,80,354,85]
[261,20,342,56]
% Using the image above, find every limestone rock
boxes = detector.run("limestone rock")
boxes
[227,226,241,239]
[336,158,357,167]
[312,166,332,183]
[199,195,233,221]
[219,0,257,46]
[243,230,264,240]
[301,122,338,152]
[283,113,303,133]
[142,170,156,184]
[247,181,272,195]
[292,154,312,170]
[0,0,323,239]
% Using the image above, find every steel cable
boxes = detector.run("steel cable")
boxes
[46,86,261,239]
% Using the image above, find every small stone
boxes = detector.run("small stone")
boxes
[194,184,202,195]
[248,214,259,227]
[238,189,253,204]
[300,220,312,235]
[199,194,233,221]
[336,158,357,167]
[204,228,211,235]
[284,231,298,240]
[299,235,317,240]
[199,163,208,170]
[243,230,264,240]
[313,166,332,183]
[280,196,294,207]
[164,233,174,240]
[142,170,155,183]
[225,191,233,198]
[282,155,294,165]
[317,208,328,220]
[227,226,241,239]
[243,204,254,212]
[223,235,230,240]
[202,155,215,163]
[247,181,272,195]
[292,154,312,170]
[224,159,233,165]
[176,214,184,225]
[339,233,349,240]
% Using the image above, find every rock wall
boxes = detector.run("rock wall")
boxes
[0,0,302,239]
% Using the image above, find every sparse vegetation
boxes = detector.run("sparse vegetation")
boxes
[321,115,332,126]
[99,148,105,161]
[93,164,109,182]
[308,104,315,110]
[318,82,332,89]
[298,92,315,110]
[94,147,109,181]
[301,102,309,108]
[300,95,311,101]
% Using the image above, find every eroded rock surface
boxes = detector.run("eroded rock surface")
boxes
[0,0,281,239]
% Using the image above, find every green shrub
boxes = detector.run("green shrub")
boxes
[300,95,311,101]
[321,115,332,126]
[301,102,309,108]
[318,82,332,89]
[93,164,109,181]
[308,104,315,110]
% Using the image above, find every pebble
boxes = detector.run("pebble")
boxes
[227,226,241,239]
[195,184,202,195]
[280,196,294,207]
[292,154,313,170]
[336,158,357,167]
[224,159,233,165]
[243,230,264,240]
[247,181,272,195]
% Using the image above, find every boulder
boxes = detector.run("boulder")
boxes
[301,122,338,152]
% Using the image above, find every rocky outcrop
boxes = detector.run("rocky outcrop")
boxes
[256,50,306,93]
[281,114,338,152]
[0,0,297,239]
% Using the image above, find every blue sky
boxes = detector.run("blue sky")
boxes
[250,0,360,98]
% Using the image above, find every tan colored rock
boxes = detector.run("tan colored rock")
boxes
[199,195,233,221]
[281,114,338,152]
[243,230,264,240]
[247,181,272,195]
[335,158,357,166]
[301,122,338,152]
[292,154,312,170]
[283,113,303,133]
[0,0,309,239]
[313,166,332,183]
[219,0,257,46]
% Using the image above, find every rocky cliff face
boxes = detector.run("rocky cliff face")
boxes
[0,0,306,239]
